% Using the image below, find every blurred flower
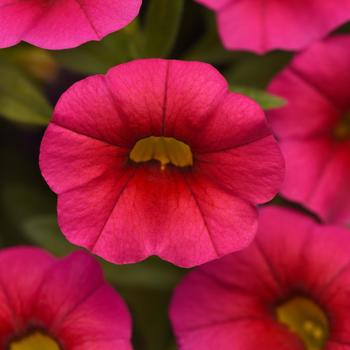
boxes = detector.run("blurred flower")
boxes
[195,0,350,54]
[0,0,141,50]
[0,247,132,350]
[170,206,350,349]
[39,59,284,267]
[268,35,350,226]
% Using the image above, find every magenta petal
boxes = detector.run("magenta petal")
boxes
[173,320,303,350]
[306,145,350,223]
[196,135,284,203]
[0,247,54,336]
[40,123,129,194]
[268,35,350,225]
[195,0,231,11]
[33,251,132,348]
[0,247,132,348]
[286,35,350,110]
[268,69,340,139]
[58,286,132,349]
[90,169,258,267]
[279,138,335,207]
[196,0,350,53]
[0,1,43,48]
[0,0,141,49]
[280,138,350,223]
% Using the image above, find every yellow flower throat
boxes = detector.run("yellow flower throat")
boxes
[9,332,60,350]
[276,297,329,350]
[129,136,193,170]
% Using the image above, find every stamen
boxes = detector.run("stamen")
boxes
[10,332,60,350]
[276,297,329,350]
[130,136,193,170]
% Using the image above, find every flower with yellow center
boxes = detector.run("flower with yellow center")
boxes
[170,206,350,350]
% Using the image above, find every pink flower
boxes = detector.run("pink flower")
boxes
[0,0,141,50]
[170,206,350,350]
[268,35,350,225]
[0,247,132,349]
[39,59,284,267]
[195,0,350,53]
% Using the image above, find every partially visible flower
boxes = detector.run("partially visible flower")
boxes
[268,35,350,225]
[170,206,350,350]
[0,247,132,350]
[0,0,141,50]
[195,0,350,53]
[39,59,284,268]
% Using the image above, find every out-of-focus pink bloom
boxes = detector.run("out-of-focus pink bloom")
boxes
[170,206,350,349]
[39,59,284,267]
[0,0,141,50]
[0,247,132,349]
[195,0,350,53]
[268,35,350,226]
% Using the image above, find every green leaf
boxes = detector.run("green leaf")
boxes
[102,257,184,290]
[121,287,174,350]
[183,12,237,64]
[231,86,286,110]
[0,62,52,125]
[225,52,292,88]
[21,214,75,256]
[1,183,55,223]
[144,0,184,57]
[53,21,143,75]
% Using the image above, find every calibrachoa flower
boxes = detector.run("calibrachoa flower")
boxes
[39,59,284,267]
[268,35,350,225]
[170,206,350,350]
[0,247,132,350]
[0,0,141,49]
[195,0,350,53]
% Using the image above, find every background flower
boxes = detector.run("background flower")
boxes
[170,206,350,349]
[0,0,142,49]
[268,35,350,225]
[0,247,132,349]
[195,0,350,53]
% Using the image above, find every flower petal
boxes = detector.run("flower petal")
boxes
[0,1,43,48]
[57,286,132,350]
[306,144,350,224]
[71,167,258,267]
[31,251,131,346]
[0,0,141,49]
[268,68,340,139]
[213,0,350,53]
[162,61,272,153]
[287,35,350,110]
[40,123,129,194]
[196,135,284,203]
[0,247,55,334]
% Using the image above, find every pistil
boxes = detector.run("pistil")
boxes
[130,136,193,170]
[276,297,329,350]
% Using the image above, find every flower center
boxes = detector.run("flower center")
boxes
[333,111,350,141]
[129,136,193,170]
[9,332,60,350]
[276,297,329,350]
